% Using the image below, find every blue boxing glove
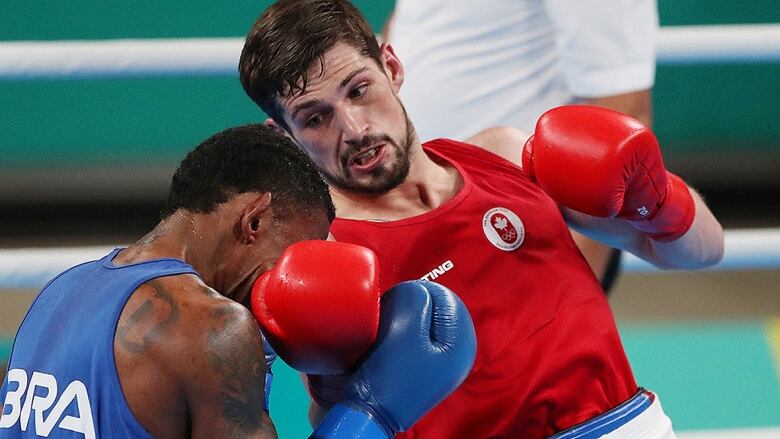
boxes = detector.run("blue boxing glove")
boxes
[261,331,277,412]
[310,281,477,439]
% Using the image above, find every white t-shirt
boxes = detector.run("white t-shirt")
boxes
[388,0,658,140]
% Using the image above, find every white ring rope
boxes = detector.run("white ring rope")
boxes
[0,38,241,79]
[621,228,780,273]
[0,24,778,80]
[656,24,780,64]
[0,228,778,290]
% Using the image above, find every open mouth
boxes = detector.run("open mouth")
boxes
[348,144,386,170]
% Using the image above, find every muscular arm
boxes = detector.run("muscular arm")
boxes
[571,89,653,286]
[563,188,724,270]
[465,116,723,272]
[523,103,724,270]
[188,298,277,439]
[580,89,653,127]
[116,277,276,439]
[569,94,723,270]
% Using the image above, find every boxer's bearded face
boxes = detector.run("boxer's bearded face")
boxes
[276,42,416,195]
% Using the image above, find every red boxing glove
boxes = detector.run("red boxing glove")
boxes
[251,240,382,375]
[522,105,695,242]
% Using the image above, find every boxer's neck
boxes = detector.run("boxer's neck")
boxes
[115,209,227,288]
[331,148,462,221]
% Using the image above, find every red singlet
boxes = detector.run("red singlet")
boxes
[330,139,637,438]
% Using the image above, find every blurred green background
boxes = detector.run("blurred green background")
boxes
[1,1,779,437]
[0,0,778,174]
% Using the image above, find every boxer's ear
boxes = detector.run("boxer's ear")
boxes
[264,118,288,137]
[241,193,273,244]
[380,43,404,94]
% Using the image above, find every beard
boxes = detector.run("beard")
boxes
[323,105,416,195]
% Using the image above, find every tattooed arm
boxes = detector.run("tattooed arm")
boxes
[115,277,277,439]
[187,299,278,439]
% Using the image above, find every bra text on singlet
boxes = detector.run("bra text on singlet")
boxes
[0,368,96,439]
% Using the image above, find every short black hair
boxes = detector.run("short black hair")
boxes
[239,0,382,129]
[161,124,335,222]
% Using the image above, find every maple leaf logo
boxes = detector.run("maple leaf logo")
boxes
[483,208,525,250]
[493,216,508,230]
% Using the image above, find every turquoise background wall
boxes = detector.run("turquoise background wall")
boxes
[1,2,779,437]
[0,1,778,169]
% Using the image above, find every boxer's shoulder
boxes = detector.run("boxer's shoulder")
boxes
[114,273,268,436]
[173,298,269,433]
[167,278,261,358]
[463,126,530,167]
[117,274,261,364]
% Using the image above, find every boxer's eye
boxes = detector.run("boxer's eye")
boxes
[305,111,328,129]
[348,84,368,100]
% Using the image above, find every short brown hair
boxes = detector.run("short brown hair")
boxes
[239,0,382,128]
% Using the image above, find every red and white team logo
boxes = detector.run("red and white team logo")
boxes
[482,207,524,251]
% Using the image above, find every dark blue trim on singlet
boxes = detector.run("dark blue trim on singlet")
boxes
[549,389,654,439]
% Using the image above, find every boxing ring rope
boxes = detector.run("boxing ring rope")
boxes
[0,23,778,289]
[0,24,779,80]
[0,228,778,290]
[0,25,778,439]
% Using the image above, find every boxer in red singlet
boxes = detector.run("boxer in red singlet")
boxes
[238,1,724,436]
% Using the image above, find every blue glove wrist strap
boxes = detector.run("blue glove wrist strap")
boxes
[261,329,276,413]
[310,403,393,439]
[263,370,273,412]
